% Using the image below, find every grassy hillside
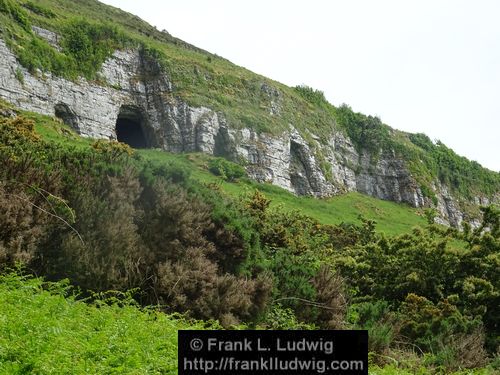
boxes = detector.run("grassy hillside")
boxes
[0,0,498,204]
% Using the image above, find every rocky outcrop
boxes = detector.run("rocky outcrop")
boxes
[0,36,489,227]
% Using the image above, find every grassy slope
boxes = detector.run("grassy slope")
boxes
[141,150,427,236]
[31,109,427,236]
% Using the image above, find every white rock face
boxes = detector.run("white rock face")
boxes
[32,26,61,50]
[0,35,490,227]
[0,39,124,139]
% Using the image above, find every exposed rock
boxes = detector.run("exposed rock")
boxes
[32,26,61,51]
[434,182,464,228]
[260,83,282,115]
[289,130,336,196]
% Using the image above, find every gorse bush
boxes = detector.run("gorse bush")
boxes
[348,301,396,355]
[0,114,269,325]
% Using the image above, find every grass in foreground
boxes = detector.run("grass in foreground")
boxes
[0,271,216,374]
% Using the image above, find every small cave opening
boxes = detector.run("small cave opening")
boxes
[115,106,148,148]
[54,103,78,130]
[213,127,232,158]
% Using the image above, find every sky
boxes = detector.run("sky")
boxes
[100,0,499,171]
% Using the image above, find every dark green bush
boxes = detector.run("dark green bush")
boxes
[348,301,396,355]
[334,104,391,155]
[208,157,246,181]
[294,85,329,107]
[398,294,488,369]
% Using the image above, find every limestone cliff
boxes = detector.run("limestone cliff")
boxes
[0,30,496,227]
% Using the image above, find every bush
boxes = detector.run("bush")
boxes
[208,157,246,181]
[61,18,129,79]
[334,104,390,155]
[0,0,31,31]
[263,303,315,330]
[399,294,487,369]
[294,85,329,107]
[14,67,24,84]
[349,301,396,356]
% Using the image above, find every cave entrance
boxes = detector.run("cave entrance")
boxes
[54,103,78,130]
[115,106,148,148]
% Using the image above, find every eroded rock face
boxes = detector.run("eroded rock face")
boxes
[0,36,490,227]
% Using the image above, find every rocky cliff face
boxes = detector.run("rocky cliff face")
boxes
[0,32,484,227]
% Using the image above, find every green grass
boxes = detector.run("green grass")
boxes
[0,271,218,374]
[137,149,427,236]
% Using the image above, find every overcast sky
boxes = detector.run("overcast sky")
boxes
[101,0,499,171]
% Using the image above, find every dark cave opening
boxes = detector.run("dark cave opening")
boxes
[54,103,78,130]
[115,107,148,148]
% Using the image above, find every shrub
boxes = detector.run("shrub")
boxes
[208,157,246,181]
[311,266,348,329]
[294,85,329,107]
[0,0,31,31]
[46,166,145,291]
[334,104,390,155]
[61,18,129,79]
[156,249,271,326]
[398,294,487,369]
[14,67,24,84]
[263,303,315,330]
[349,301,397,356]
[0,182,49,266]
